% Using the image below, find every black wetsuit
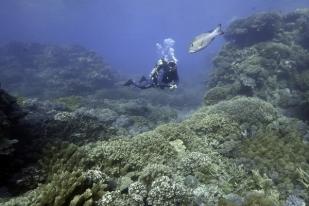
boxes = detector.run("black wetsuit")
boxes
[130,61,179,89]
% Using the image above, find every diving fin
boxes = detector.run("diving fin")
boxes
[123,79,133,86]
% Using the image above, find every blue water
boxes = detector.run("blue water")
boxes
[1,0,308,79]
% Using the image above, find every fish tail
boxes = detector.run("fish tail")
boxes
[216,24,224,35]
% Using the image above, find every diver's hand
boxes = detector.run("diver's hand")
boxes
[169,84,177,90]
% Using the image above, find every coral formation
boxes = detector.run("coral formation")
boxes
[0,42,116,99]
[3,96,297,206]
[206,8,309,122]
[225,12,282,46]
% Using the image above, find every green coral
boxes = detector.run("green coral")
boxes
[3,169,106,206]
[204,84,240,105]
[138,164,174,188]
[0,98,242,204]
[4,95,308,205]
[243,190,280,206]
[238,130,309,199]
[219,190,280,206]
[206,97,278,127]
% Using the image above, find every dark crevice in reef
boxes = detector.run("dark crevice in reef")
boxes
[0,88,43,196]
[298,102,309,122]
[238,85,254,97]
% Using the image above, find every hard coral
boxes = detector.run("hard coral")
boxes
[206,10,309,121]
[225,12,282,47]
[147,176,190,206]
[207,97,278,126]
[0,42,116,99]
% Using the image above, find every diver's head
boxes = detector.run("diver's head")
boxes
[168,61,177,68]
[157,59,163,65]
[157,58,168,66]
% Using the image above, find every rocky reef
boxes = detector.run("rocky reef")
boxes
[1,8,309,206]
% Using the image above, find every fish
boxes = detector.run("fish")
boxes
[188,24,224,54]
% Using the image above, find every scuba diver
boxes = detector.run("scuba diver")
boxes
[123,58,179,90]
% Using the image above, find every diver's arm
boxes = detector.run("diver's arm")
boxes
[157,69,164,83]
[150,67,157,78]
[169,69,179,89]
[156,69,171,87]
[168,79,178,89]
[174,71,179,85]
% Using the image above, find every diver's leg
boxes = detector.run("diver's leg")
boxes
[132,79,154,89]
[123,79,134,86]
[139,76,147,83]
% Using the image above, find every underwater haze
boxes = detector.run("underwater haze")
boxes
[1,0,309,78]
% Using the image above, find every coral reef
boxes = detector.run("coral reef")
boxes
[225,12,282,46]
[0,87,49,197]
[0,81,185,199]
[0,42,116,99]
[4,96,304,205]
[21,96,178,143]
[0,42,204,112]
[2,8,309,206]
[205,8,309,122]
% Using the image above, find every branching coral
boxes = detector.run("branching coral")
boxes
[297,168,309,189]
